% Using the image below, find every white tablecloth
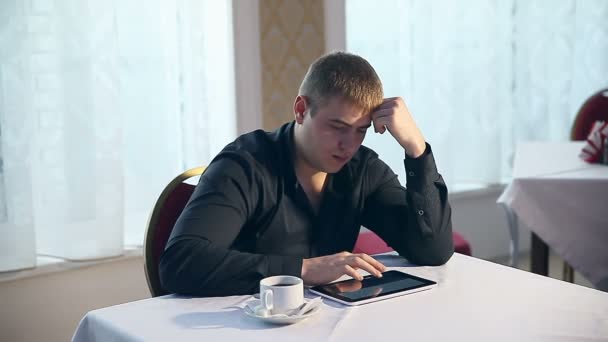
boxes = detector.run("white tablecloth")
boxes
[72,253,608,342]
[498,142,608,289]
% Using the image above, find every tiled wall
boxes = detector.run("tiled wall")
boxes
[259,0,326,130]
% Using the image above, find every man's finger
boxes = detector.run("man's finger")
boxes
[372,116,390,134]
[351,256,383,277]
[357,253,388,273]
[371,116,383,133]
[376,97,399,110]
[370,108,393,120]
[344,264,363,281]
[379,97,399,104]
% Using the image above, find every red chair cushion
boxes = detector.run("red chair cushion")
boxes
[152,183,195,268]
[353,230,472,256]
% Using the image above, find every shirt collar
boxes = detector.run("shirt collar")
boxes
[277,121,298,192]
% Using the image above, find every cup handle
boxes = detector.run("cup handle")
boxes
[261,289,273,311]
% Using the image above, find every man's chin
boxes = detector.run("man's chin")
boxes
[322,161,347,174]
[311,156,348,174]
[325,166,343,174]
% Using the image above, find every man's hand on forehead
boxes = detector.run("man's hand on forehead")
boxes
[371,97,426,158]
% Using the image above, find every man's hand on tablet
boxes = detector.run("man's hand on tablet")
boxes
[301,251,387,286]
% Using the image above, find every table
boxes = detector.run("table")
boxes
[72,253,608,341]
[497,142,608,290]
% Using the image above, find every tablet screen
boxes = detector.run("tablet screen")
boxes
[310,270,436,302]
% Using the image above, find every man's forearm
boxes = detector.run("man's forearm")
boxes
[159,238,303,296]
[400,192,454,266]
[400,145,454,264]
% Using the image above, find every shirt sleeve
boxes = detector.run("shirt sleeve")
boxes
[360,143,454,265]
[159,153,302,297]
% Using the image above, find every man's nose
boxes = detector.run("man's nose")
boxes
[338,132,357,151]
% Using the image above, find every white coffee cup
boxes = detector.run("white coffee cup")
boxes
[259,275,304,315]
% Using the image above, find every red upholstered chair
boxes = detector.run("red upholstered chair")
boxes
[570,88,608,141]
[559,88,608,282]
[144,167,206,297]
[353,230,472,256]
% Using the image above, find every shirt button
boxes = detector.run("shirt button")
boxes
[418,209,424,216]
[408,171,415,176]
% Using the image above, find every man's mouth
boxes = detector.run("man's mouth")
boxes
[332,154,348,162]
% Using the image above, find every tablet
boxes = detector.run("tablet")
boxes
[309,270,437,306]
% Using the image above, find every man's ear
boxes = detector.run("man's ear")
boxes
[294,95,308,124]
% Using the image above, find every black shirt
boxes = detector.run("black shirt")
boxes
[159,121,453,296]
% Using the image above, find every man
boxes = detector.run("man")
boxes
[159,52,453,297]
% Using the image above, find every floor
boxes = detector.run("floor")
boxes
[491,251,595,290]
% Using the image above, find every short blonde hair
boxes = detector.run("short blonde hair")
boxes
[298,51,384,116]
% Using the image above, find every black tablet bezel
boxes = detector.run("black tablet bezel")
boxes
[309,270,437,303]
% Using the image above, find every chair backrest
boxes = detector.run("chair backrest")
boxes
[354,230,472,256]
[353,230,394,255]
[570,88,608,141]
[144,167,206,297]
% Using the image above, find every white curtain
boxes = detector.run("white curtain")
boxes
[346,0,608,188]
[0,0,236,271]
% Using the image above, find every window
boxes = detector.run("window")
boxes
[346,0,608,187]
[0,0,235,271]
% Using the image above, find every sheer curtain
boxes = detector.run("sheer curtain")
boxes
[346,0,608,188]
[0,0,235,271]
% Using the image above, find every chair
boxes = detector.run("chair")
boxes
[570,88,608,140]
[560,88,608,282]
[353,230,472,256]
[144,167,206,297]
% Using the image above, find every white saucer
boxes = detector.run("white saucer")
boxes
[243,298,321,325]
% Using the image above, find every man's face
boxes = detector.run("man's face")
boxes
[297,96,372,173]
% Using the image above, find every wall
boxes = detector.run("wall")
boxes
[259,0,326,129]
[0,256,150,342]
